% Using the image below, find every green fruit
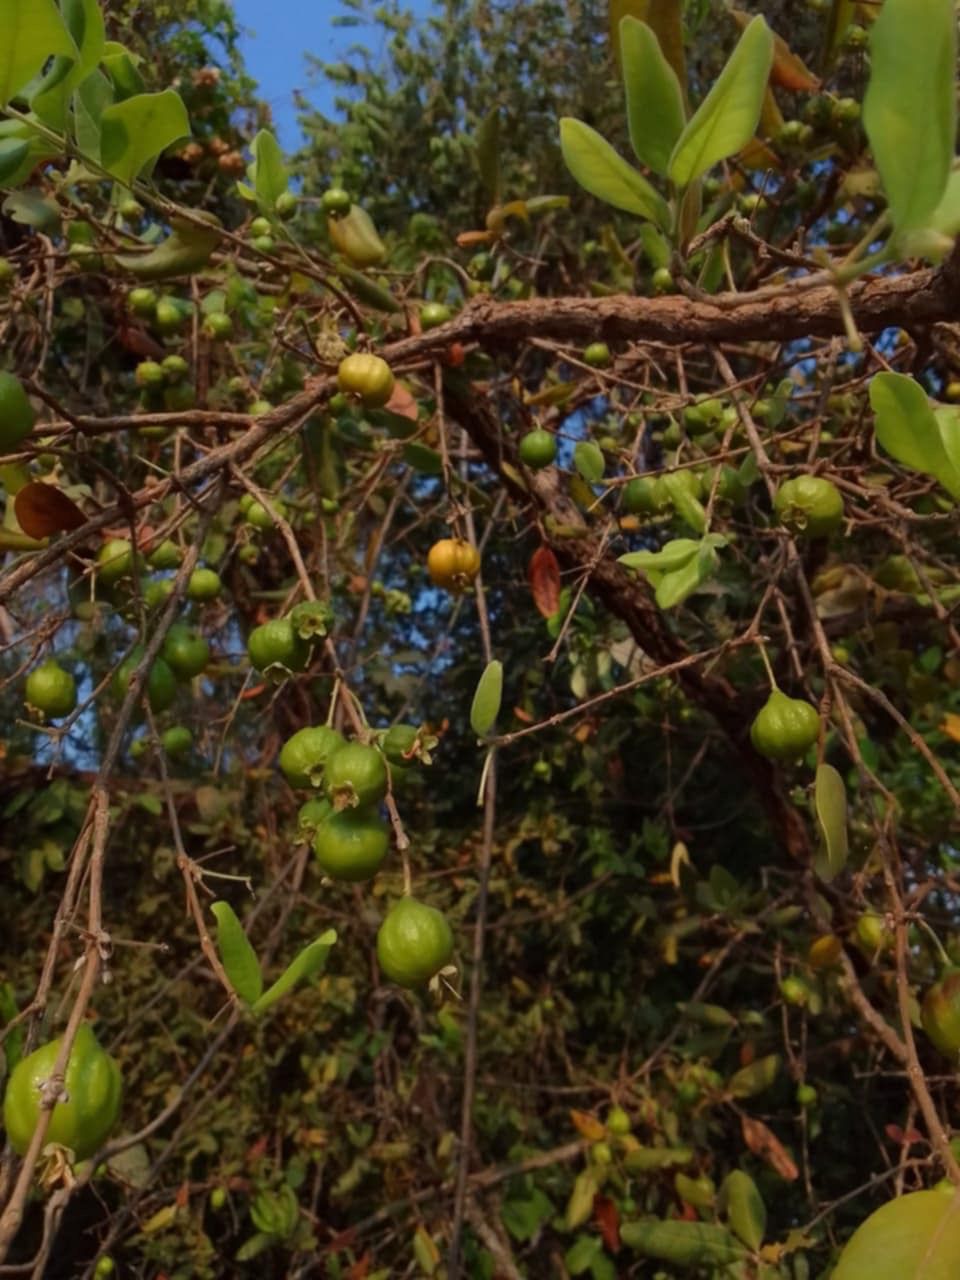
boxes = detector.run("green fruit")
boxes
[161,725,193,759]
[237,542,259,565]
[203,311,233,340]
[313,809,389,881]
[376,897,454,987]
[325,741,388,809]
[297,796,333,839]
[251,234,275,254]
[161,354,189,385]
[279,726,345,789]
[382,724,419,766]
[855,912,891,953]
[606,1106,631,1136]
[25,660,77,719]
[622,476,663,516]
[774,476,844,537]
[518,429,557,469]
[2,1023,122,1160]
[245,498,286,530]
[119,197,143,222]
[468,252,494,280]
[97,539,135,584]
[247,618,311,675]
[148,539,182,570]
[128,287,158,318]
[796,1084,818,1108]
[249,399,274,416]
[583,341,611,368]
[590,1141,613,1166]
[249,216,272,238]
[750,689,820,762]
[337,353,395,408]
[289,599,334,639]
[921,972,960,1056]
[208,1187,228,1211]
[113,650,177,713]
[0,257,15,288]
[420,302,452,329]
[186,568,222,602]
[155,297,186,334]
[161,624,210,680]
[320,187,352,216]
[780,976,809,1007]
[275,192,298,220]
[143,577,174,610]
[0,372,36,452]
[832,97,861,127]
[652,267,673,293]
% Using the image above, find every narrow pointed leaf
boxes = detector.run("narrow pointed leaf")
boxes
[620,18,685,176]
[722,1170,766,1250]
[560,117,670,227]
[610,0,686,91]
[211,901,263,1005]
[250,929,337,1016]
[248,129,288,211]
[862,0,955,232]
[668,16,773,186]
[471,659,503,737]
[32,0,105,130]
[573,440,605,484]
[813,763,848,883]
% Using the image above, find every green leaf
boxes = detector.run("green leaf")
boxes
[0,0,76,107]
[113,212,222,281]
[251,929,337,1016]
[862,0,956,232]
[662,472,706,533]
[501,1188,554,1244]
[2,188,61,231]
[573,440,605,484]
[0,138,29,183]
[619,537,700,574]
[211,900,263,1006]
[620,1219,748,1266]
[813,763,848,883]
[336,264,402,313]
[620,18,685,177]
[100,89,190,185]
[248,129,288,212]
[869,372,960,499]
[833,1189,960,1280]
[727,1053,780,1098]
[668,16,773,187]
[31,0,104,130]
[623,1146,694,1172]
[470,659,503,738]
[565,1235,603,1276]
[565,1167,599,1230]
[722,1170,766,1251]
[401,442,443,475]
[73,68,112,159]
[560,117,670,228]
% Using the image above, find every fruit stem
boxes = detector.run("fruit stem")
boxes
[755,638,778,692]
[915,917,954,972]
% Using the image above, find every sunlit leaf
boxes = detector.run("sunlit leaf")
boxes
[870,372,960,499]
[0,0,76,107]
[559,117,670,227]
[620,17,685,177]
[862,0,955,232]
[100,89,190,185]
[833,1190,960,1280]
[470,659,503,737]
[721,1169,766,1250]
[813,763,848,883]
[668,16,773,187]
[211,900,263,1006]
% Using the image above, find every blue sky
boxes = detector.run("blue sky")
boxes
[232,0,436,149]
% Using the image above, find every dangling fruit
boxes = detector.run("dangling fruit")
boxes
[161,725,193,759]
[324,742,388,810]
[336,353,395,408]
[518,429,557,469]
[376,897,454,987]
[2,1023,122,1160]
[247,619,311,677]
[25,660,77,720]
[426,538,481,592]
[161,624,210,681]
[921,972,960,1057]
[279,726,345,789]
[313,809,389,881]
[774,476,844,537]
[749,690,820,761]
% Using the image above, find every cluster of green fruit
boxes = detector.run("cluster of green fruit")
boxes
[247,600,333,680]
[94,537,223,612]
[281,722,453,988]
